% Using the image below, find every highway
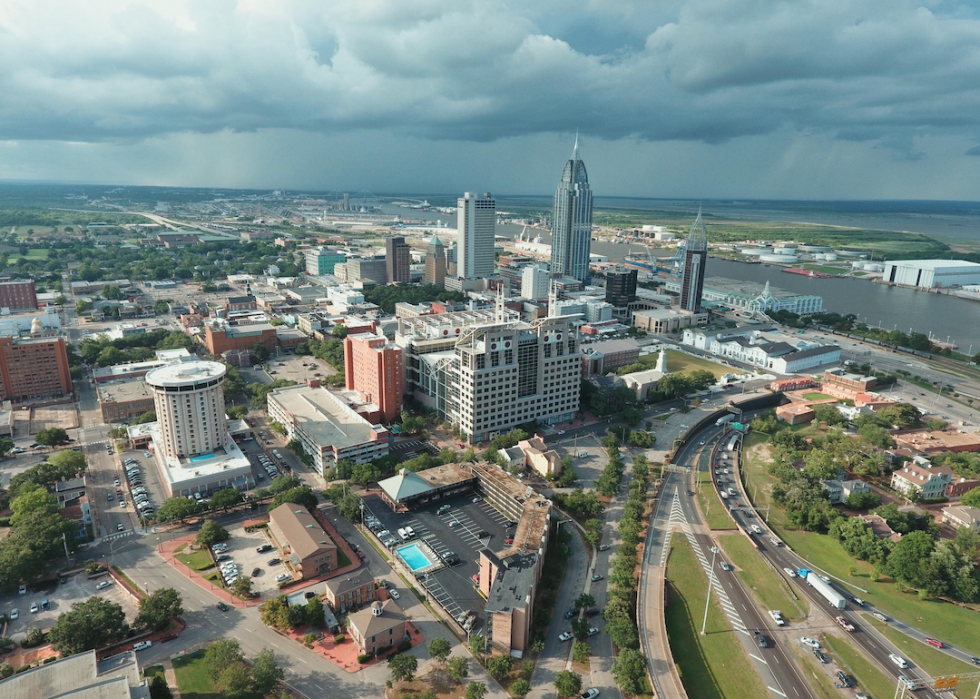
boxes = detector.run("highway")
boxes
[670,424,818,699]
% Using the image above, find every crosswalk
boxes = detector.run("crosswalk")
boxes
[101,529,137,544]
[667,488,749,636]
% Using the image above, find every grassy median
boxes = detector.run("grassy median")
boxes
[720,534,808,621]
[696,482,736,530]
[665,536,768,699]
[823,635,894,699]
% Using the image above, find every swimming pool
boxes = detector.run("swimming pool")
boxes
[397,544,434,572]
[190,453,216,463]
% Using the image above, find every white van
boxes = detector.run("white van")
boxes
[397,528,409,541]
[404,526,416,538]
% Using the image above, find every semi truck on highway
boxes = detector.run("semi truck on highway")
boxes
[797,569,846,609]
[727,435,740,452]
[716,414,736,426]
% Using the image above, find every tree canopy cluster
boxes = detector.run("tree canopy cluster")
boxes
[78,329,193,366]
[363,283,465,314]
[204,639,284,699]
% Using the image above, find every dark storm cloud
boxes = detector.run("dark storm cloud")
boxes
[1,0,979,153]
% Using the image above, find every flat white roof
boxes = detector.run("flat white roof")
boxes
[268,385,387,451]
[148,423,252,488]
[145,360,226,387]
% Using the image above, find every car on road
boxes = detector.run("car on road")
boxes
[800,637,821,649]
[389,589,400,600]
[587,627,599,636]
[558,632,574,642]
[925,637,943,648]
[719,561,732,571]
[96,580,113,590]
[898,676,915,691]
[564,609,577,619]
[132,641,152,651]
[116,523,125,531]
[591,574,603,582]
[29,602,38,614]
[889,654,908,669]
[699,440,706,445]
[580,690,600,699]
[971,657,980,666]
[356,550,366,560]
[598,544,610,551]
[161,633,178,642]
[216,602,229,612]
[754,631,767,648]
[783,568,796,577]
[9,609,17,620]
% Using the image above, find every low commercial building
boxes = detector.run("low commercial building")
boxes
[769,377,815,392]
[631,308,706,334]
[615,366,666,401]
[890,462,954,500]
[268,503,338,580]
[682,326,840,373]
[882,259,980,289]
[947,478,980,499]
[226,296,257,312]
[92,349,194,383]
[517,437,562,477]
[892,429,980,454]
[823,370,877,392]
[324,568,377,612]
[347,600,408,655]
[776,403,815,425]
[204,318,279,356]
[941,505,980,532]
[266,384,390,476]
[377,464,476,512]
[0,649,149,699]
[580,338,640,376]
[98,379,156,422]
[482,551,538,657]
[0,279,38,311]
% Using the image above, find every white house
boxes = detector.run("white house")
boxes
[890,462,954,500]
[942,505,980,532]
[681,326,840,373]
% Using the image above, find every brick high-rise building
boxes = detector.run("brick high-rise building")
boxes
[0,336,72,403]
[344,332,404,423]
[385,237,411,284]
[0,280,38,311]
[424,236,447,287]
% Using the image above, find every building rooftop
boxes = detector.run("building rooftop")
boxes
[269,503,337,563]
[267,385,387,451]
[943,505,980,523]
[378,469,437,502]
[580,338,640,356]
[886,259,980,269]
[484,552,538,614]
[98,379,155,404]
[325,567,376,596]
[893,462,955,482]
[893,429,980,452]
[0,649,148,699]
[145,360,226,388]
[348,599,406,638]
[143,423,252,489]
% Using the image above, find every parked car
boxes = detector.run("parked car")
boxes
[800,637,821,649]
[29,602,38,614]
[275,573,290,583]
[132,641,152,651]
[587,627,599,636]
[598,544,610,551]
[581,690,600,699]
[96,580,113,590]
[389,589,400,600]
[9,609,18,620]
[591,574,603,582]
[161,633,178,642]
[558,631,574,642]
[252,568,261,577]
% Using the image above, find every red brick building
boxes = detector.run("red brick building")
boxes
[948,478,980,499]
[204,321,277,356]
[343,333,404,423]
[0,336,73,403]
[0,280,38,311]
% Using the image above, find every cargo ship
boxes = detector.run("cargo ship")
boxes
[783,267,832,278]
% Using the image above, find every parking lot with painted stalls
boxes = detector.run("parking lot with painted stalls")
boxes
[362,491,515,633]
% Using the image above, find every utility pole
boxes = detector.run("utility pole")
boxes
[701,546,719,635]
[62,532,71,565]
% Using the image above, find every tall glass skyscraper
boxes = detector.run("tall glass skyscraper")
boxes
[680,209,708,312]
[550,135,593,283]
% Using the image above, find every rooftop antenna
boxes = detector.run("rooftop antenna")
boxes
[572,129,580,160]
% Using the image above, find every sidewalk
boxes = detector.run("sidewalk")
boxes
[162,658,181,699]
[157,535,263,608]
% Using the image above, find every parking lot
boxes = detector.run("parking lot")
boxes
[362,491,514,633]
[119,452,162,522]
[552,436,609,489]
[2,572,138,641]
[389,439,440,461]
[213,526,290,594]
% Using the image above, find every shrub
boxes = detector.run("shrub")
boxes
[396,639,412,653]
[357,653,374,664]
[85,562,107,575]
[334,634,345,644]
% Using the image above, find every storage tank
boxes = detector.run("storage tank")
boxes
[823,253,837,261]
[798,244,833,253]
[759,254,799,263]
[773,246,797,255]
[862,262,884,272]
[836,249,867,258]
[740,248,769,256]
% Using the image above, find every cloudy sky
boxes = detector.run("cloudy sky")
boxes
[2,0,980,199]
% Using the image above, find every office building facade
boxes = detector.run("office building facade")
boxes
[457,192,496,279]
[423,236,447,286]
[0,280,38,310]
[385,236,411,284]
[343,332,405,423]
[521,266,550,301]
[550,136,593,283]
[680,210,708,312]
[346,257,388,285]
[305,248,346,276]
[605,267,637,307]
[145,361,228,459]
[0,336,73,403]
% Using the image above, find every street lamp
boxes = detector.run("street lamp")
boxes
[701,546,720,635]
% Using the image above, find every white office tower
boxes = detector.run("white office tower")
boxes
[457,192,496,279]
[550,134,593,283]
[145,361,228,459]
[522,265,550,301]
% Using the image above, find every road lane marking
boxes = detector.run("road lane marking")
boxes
[767,686,787,697]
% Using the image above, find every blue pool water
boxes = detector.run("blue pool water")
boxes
[398,544,432,572]
[190,453,216,463]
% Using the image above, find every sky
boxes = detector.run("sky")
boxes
[2,0,980,199]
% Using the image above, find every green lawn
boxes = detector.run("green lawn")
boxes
[743,433,980,658]
[664,537,769,699]
[665,349,743,379]
[337,546,352,569]
[720,534,808,621]
[696,485,736,530]
[824,635,895,699]
[864,618,973,698]
[204,572,225,589]
[176,548,215,571]
[143,665,166,683]
[801,392,837,401]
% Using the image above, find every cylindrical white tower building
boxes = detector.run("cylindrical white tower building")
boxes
[145,361,228,459]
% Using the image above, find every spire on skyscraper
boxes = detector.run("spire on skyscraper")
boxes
[572,128,580,160]
[686,206,708,252]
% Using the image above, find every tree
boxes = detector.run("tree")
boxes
[845,491,881,510]
[157,497,200,523]
[877,403,922,429]
[574,593,596,610]
[888,530,936,589]
[961,487,980,509]
[132,410,157,425]
[268,486,318,513]
[260,596,292,631]
[448,655,469,683]
[389,653,418,682]
[486,654,512,680]
[49,597,128,655]
[0,437,13,458]
[210,488,243,512]
[216,660,252,699]
[250,647,284,695]
[231,576,253,598]
[252,344,270,362]
[554,670,582,699]
[511,679,531,698]
[47,448,87,473]
[428,637,452,663]
[605,616,639,650]
[304,596,324,627]
[226,405,249,419]
[466,682,487,699]
[612,648,647,694]
[149,675,173,699]
[0,663,14,680]
[331,324,349,338]
[135,588,183,631]
[572,641,591,664]
[35,427,69,447]
[196,519,230,547]
[205,639,245,683]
